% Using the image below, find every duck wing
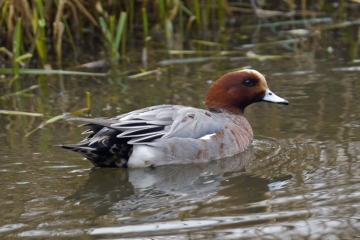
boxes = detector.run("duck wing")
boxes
[113,106,225,144]
[67,104,224,144]
[109,105,176,143]
[160,107,224,139]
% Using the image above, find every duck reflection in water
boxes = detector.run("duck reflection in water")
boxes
[66,148,292,217]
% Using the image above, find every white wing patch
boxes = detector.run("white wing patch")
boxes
[199,133,216,140]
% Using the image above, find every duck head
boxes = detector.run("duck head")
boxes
[205,69,289,114]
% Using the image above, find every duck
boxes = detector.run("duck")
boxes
[60,69,288,168]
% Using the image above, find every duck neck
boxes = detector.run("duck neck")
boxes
[205,78,247,116]
[207,106,245,116]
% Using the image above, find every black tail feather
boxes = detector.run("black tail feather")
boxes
[59,121,132,167]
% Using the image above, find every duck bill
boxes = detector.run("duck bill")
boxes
[262,89,289,105]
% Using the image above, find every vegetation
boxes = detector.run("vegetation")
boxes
[1,1,358,70]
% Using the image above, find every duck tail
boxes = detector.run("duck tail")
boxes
[58,143,130,168]
[59,117,133,167]
[57,143,99,163]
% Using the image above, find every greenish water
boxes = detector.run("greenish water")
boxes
[1,17,360,239]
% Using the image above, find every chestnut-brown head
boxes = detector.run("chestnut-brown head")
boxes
[205,69,288,114]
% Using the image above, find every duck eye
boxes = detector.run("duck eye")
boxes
[243,79,254,86]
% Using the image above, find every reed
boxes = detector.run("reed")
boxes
[217,0,225,31]
[86,91,91,116]
[0,0,9,31]
[9,17,22,89]
[1,0,351,72]
[142,7,149,49]
[193,0,201,30]
[33,0,47,64]
[24,107,91,137]
[114,12,127,57]
[0,68,108,76]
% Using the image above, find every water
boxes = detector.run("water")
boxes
[1,25,360,239]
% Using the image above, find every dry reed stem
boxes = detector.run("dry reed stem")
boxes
[55,22,64,62]
[254,9,289,18]
[168,1,179,21]
[20,0,32,23]
[0,110,44,117]
[66,1,80,34]
[0,47,13,58]
[73,0,98,26]
[229,7,253,13]
[54,0,66,36]
[186,16,196,32]
[221,0,234,19]
[301,0,307,11]
[283,0,295,11]
[95,1,103,14]
[17,0,34,43]
[128,68,161,79]
[6,3,13,46]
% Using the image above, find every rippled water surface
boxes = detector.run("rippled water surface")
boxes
[1,26,360,239]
